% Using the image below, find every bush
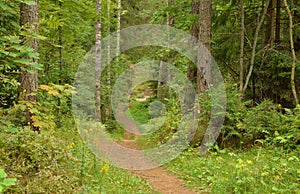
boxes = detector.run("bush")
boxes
[220,83,300,149]
[0,128,80,193]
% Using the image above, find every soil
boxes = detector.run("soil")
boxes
[116,92,202,193]
[118,140,200,194]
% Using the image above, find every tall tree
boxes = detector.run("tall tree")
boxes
[95,0,102,121]
[265,0,275,47]
[107,0,111,86]
[239,0,245,99]
[187,0,212,93]
[284,0,299,105]
[187,0,199,86]
[275,0,281,44]
[57,0,63,119]
[196,0,211,93]
[18,0,39,128]
[117,0,121,55]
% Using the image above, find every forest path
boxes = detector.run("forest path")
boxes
[116,91,200,193]
[118,140,200,194]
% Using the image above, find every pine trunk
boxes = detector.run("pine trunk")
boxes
[18,0,39,129]
[196,0,211,93]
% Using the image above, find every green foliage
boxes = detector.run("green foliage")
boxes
[0,116,157,193]
[0,128,79,193]
[128,101,151,125]
[38,0,95,85]
[166,146,300,193]
[136,97,182,148]
[0,0,43,108]
[221,83,300,149]
[0,168,16,193]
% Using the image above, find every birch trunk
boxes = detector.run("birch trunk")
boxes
[95,0,102,121]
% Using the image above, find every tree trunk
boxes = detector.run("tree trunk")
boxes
[187,0,199,86]
[262,0,265,45]
[57,0,63,120]
[265,0,275,47]
[157,0,172,99]
[283,0,299,105]
[107,0,111,86]
[275,0,281,44]
[95,0,102,121]
[239,0,245,100]
[18,0,39,129]
[117,0,121,56]
[196,0,211,93]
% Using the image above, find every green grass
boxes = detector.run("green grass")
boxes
[165,146,300,194]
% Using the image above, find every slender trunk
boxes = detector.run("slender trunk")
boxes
[187,0,199,86]
[58,0,63,119]
[239,0,245,100]
[106,0,111,120]
[275,0,281,44]
[107,0,111,86]
[265,0,275,47]
[262,0,265,45]
[166,0,171,85]
[117,0,121,56]
[283,0,299,105]
[243,0,270,93]
[157,59,163,98]
[157,0,172,99]
[95,0,102,121]
[18,0,39,129]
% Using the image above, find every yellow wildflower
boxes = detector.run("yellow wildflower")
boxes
[101,164,109,172]
[67,143,75,150]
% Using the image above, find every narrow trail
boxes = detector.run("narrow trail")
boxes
[118,140,199,194]
[115,94,200,193]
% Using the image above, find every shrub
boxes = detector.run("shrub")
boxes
[0,128,80,193]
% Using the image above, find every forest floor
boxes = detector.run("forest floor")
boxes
[118,139,200,194]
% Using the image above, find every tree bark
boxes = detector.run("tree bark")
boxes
[117,0,121,56]
[283,0,299,105]
[275,0,281,44]
[196,0,211,93]
[107,0,111,86]
[187,0,199,86]
[18,0,39,128]
[95,0,102,121]
[265,0,275,47]
[239,0,245,100]
[57,0,63,119]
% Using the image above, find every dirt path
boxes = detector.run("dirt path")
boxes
[118,140,199,194]
[115,94,200,193]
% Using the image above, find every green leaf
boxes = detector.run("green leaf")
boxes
[14,58,32,65]
[1,178,16,187]
[7,36,21,44]
[20,66,35,74]
[0,169,7,178]
[8,127,19,133]
[0,2,10,11]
